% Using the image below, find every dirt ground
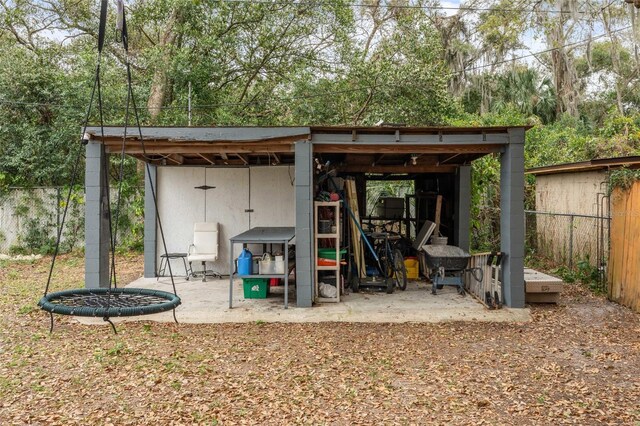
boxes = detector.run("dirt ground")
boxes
[0,253,639,425]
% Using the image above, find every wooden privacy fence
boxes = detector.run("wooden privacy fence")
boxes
[609,183,640,313]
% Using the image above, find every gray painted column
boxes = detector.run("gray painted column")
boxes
[500,128,526,308]
[84,140,110,289]
[144,164,157,278]
[295,140,314,307]
[454,165,471,252]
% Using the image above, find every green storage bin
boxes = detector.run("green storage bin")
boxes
[243,278,269,299]
[317,248,346,260]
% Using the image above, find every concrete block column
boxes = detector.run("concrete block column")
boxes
[84,140,110,289]
[454,165,471,251]
[295,140,314,307]
[500,128,526,308]
[144,164,157,278]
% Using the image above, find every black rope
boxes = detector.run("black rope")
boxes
[122,14,179,301]
[97,0,108,53]
[43,0,182,328]
[95,61,119,317]
[109,2,133,290]
[44,64,102,297]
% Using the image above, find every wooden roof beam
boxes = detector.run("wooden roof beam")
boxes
[104,143,294,155]
[337,164,457,174]
[313,144,503,154]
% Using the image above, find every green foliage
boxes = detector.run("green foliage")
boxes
[576,258,602,293]
[470,155,501,252]
[554,265,576,284]
[460,68,557,124]
[11,218,56,255]
[609,167,640,191]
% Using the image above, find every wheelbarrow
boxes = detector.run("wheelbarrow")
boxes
[422,245,482,295]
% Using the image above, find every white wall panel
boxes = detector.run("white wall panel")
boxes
[156,167,205,275]
[249,166,295,228]
[156,166,294,275]
[206,167,250,271]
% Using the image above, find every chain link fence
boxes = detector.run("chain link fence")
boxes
[525,210,609,292]
[0,187,143,254]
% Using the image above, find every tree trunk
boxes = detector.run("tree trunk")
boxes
[548,0,579,117]
[147,8,183,123]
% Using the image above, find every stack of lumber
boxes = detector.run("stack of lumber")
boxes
[345,178,366,278]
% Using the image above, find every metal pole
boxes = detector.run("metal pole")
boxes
[188,81,192,126]
[56,187,61,236]
[568,214,574,269]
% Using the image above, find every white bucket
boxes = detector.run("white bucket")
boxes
[274,255,285,274]
[430,236,448,246]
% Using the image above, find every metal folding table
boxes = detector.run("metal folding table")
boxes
[229,227,296,309]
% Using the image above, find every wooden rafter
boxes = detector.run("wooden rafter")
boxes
[166,154,184,165]
[371,154,385,166]
[198,153,216,165]
[236,153,249,165]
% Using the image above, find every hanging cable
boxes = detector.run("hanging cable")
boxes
[118,4,180,311]
[43,0,109,298]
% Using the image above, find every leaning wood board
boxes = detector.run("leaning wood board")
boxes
[345,178,366,278]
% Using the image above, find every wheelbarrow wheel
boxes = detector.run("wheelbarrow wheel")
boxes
[385,278,394,294]
[392,249,407,291]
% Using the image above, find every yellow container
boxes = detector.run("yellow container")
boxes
[404,257,419,280]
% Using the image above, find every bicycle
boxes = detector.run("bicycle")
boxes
[368,231,408,294]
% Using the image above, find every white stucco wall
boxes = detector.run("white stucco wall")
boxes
[156,165,295,275]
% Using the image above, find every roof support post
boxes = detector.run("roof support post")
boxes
[454,165,471,251]
[500,128,526,308]
[144,164,157,278]
[295,140,314,307]
[84,140,110,289]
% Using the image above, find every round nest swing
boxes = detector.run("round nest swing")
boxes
[39,288,181,318]
[39,0,181,334]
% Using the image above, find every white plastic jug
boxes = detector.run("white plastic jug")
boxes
[274,255,285,274]
[259,253,275,274]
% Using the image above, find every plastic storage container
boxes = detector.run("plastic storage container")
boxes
[243,278,269,298]
[317,248,346,260]
[404,256,419,279]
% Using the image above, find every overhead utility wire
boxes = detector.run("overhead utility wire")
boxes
[0,25,632,112]
[221,0,594,15]
[455,24,632,75]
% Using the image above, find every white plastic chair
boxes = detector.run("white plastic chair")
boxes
[187,222,219,282]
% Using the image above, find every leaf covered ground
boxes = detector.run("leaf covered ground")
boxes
[0,253,639,425]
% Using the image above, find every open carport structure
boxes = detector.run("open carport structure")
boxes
[83,125,527,308]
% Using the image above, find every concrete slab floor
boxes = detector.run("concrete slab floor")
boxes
[76,277,530,325]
